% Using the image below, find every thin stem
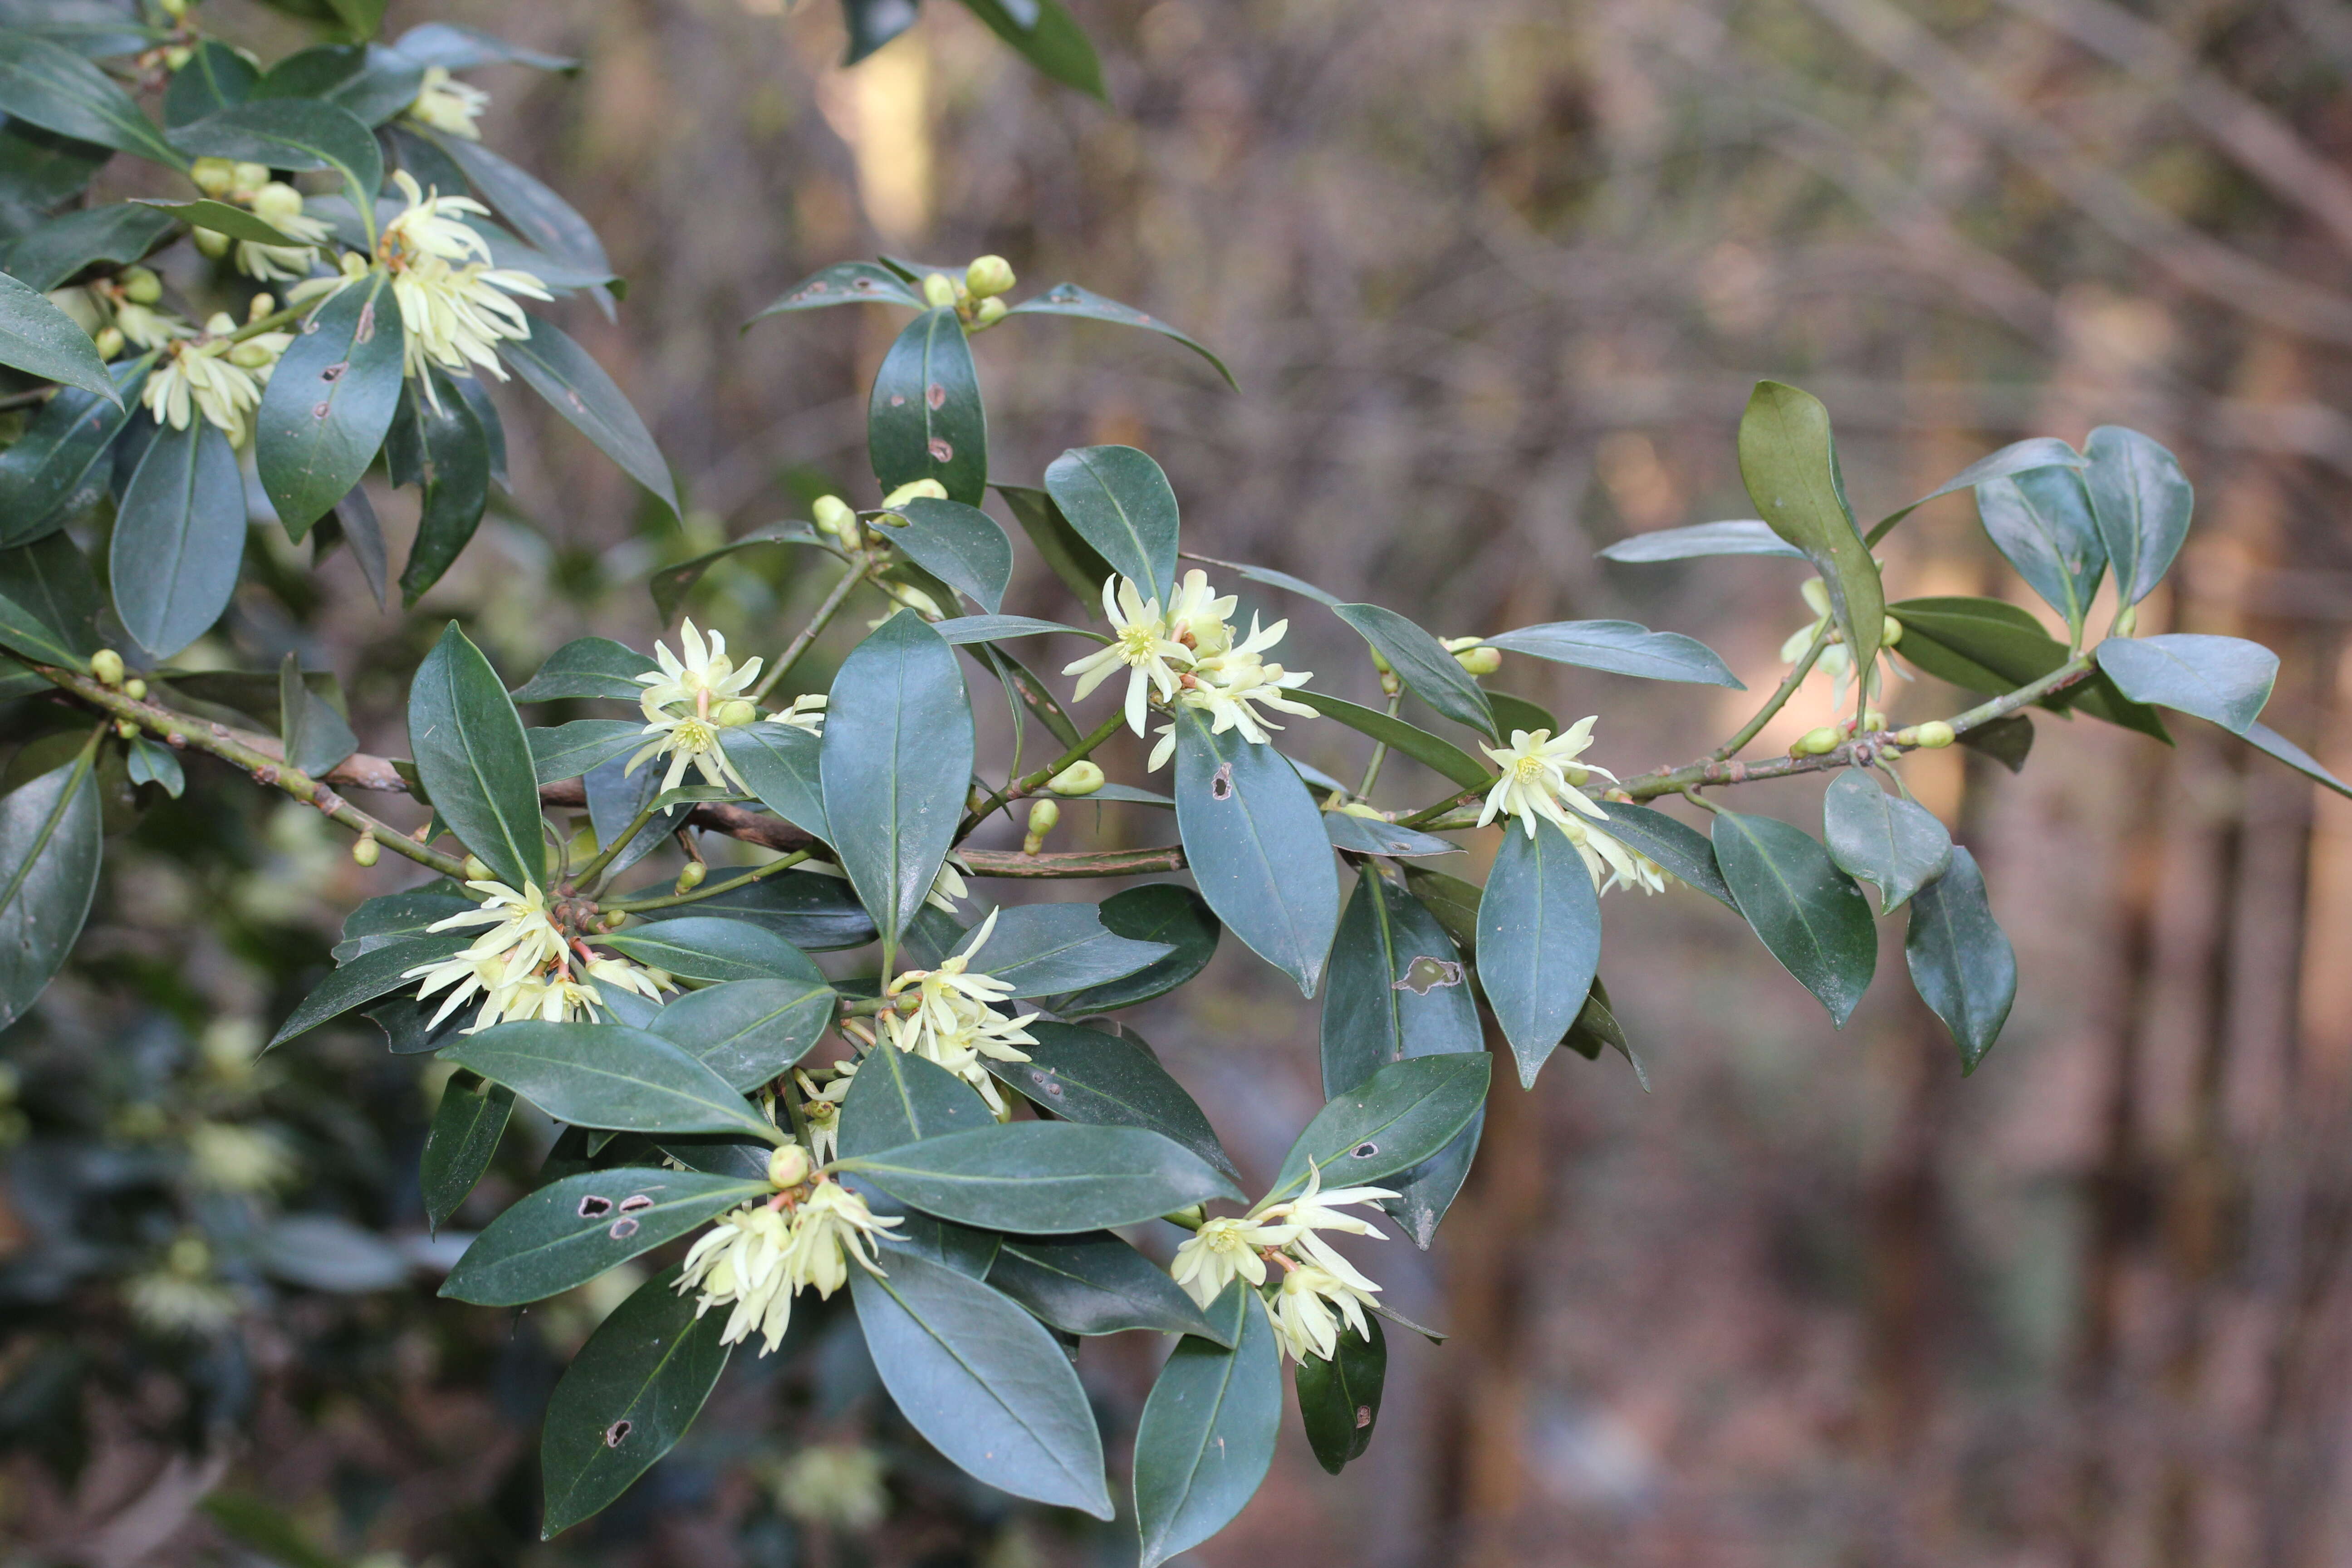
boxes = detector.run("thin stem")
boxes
[605,849,812,913]
[959,709,1127,840]
[1714,622,1829,761]
[750,561,870,703]
[1356,691,1403,799]
[576,798,664,892]
[229,303,304,344]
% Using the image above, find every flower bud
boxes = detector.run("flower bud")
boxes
[712,698,758,727]
[1915,720,1956,750]
[1454,645,1502,676]
[1023,799,1060,856]
[881,478,948,510]
[966,255,1016,298]
[463,855,492,881]
[191,157,237,196]
[93,326,123,360]
[1790,725,1840,758]
[768,1143,813,1188]
[1367,645,1393,675]
[1048,761,1105,796]
[676,860,707,894]
[114,720,137,740]
[248,292,276,323]
[119,266,162,306]
[228,341,276,370]
[123,678,147,700]
[1862,709,1886,732]
[1379,671,1401,696]
[1334,801,1385,820]
[813,494,857,540]
[162,44,191,70]
[91,648,124,686]
[922,272,958,309]
[971,296,1008,329]
[1881,614,1903,647]
[231,162,270,195]
[251,181,304,227]
[352,835,380,867]
[193,227,230,259]
[2113,604,2138,638]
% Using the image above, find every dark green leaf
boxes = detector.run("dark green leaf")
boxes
[1711,811,1876,1027]
[170,99,381,212]
[2083,426,2191,608]
[647,976,833,1093]
[1397,865,1481,954]
[839,1121,1241,1233]
[1133,1282,1281,1568]
[0,751,99,1029]
[640,869,877,951]
[408,620,542,887]
[0,31,183,166]
[839,1044,994,1157]
[1323,869,1482,1243]
[868,305,985,505]
[267,932,467,1047]
[1322,812,1460,858]
[1057,883,1220,1012]
[527,719,640,785]
[1597,519,1804,563]
[1958,712,2034,774]
[1286,688,1490,789]
[2095,634,2277,735]
[988,1232,1220,1340]
[0,357,147,545]
[110,417,244,659]
[750,260,922,319]
[343,887,470,945]
[1333,602,1496,738]
[0,201,173,291]
[444,1168,767,1306]
[255,270,404,539]
[956,0,1106,98]
[929,613,1096,646]
[1821,768,1952,914]
[1475,820,1602,1088]
[1269,1053,1491,1202]
[649,524,833,624]
[1889,596,2171,742]
[1043,445,1179,605]
[1904,847,2014,1073]
[1481,620,1744,689]
[1172,705,1340,996]
[0,530,101,660]
[1975,466,2104,637]
[1560,975,1647,1088]
[1583,801,1736,910]
[1005,281,1236,388]
[1296,1311,1385,1474]
[841,0,922,64]
[881,495,1011,612]
[2238,720,2352,799]
[124,734,182,796]
[443,1020,783,1142]
[0,269,114,401]
[601,916,819,984]
[819,611,971,953]
[960,902,1172,996]
[129,197,304,247]
[396,371,490,605]
[429,132,610,280]
[986,1020,1236,1181]
[539,1267,730,1538]
[1481,691,1556,739]
[714,722,828,842]
[163,41,258,126]
[995,481,1114,603]
[420,1074,510,1233]
[1737,381,1883,713]
[851,1250,1112,1518]
[279,652,357,778]
[500,318,679,515]
[510,635,655,702]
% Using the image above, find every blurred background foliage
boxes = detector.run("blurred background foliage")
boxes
[6,0,2352,1564]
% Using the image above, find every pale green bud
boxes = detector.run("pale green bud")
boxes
[247,292,276,323]
[228,341,275,370]
[1048,761,1105,796]
[1790,725,1840,758]
[1026,799,1060,837]
[2113,604,2138,638]
[1862,709,1886,732]
[1367,645,1393,675]
[93,326,123,359]
[813,495,857,540]
[91,648,125,686]
[922,272,958,309]
[122,678,147,700]
[965,255,1016,299]
[1881,614,1903,647]
[881,478,948,510]
[712,698,758,727]
[676,860,707,894]
[971,296,1008,329]
[191,157,238,197]
[119,266,162,306]
[1915,720,1956,749]
[352,835,380,867]
[1455,646,1502,676]
[463,855,492,881]
[768,1143,813,1188]
[114,720,137,740]
[231,162,270,194]
[193,227,230,260]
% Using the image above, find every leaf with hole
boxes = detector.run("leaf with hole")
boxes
[443,1168,768,1306]
[869,306,985,505]
[1296,1310,1386,1474]
[1269,1052,1491,1204]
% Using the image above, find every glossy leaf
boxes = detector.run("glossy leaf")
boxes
[1588,801,1737,910]
[0,534,102,665]
[1975,466,2105,637]
[267,933,467,1047]
[641,871,878,951]
[1481,619,1744,689]
[1334,602,1497,737]
[957,902,1173,996]
[443,1021,784,1143]
[1736,381,1883,714]
[500,319,680,514]
[1044,445,1180,605]
[0,269,115,401]
[2083,426,2192,608]
[1006,281,1235,388]
[1296,1311,1386,1475]
[835,1051,1003,1278]
[0,357,147,545]
[0,752,100,1030]
[443,1168,767,1306]
[1561,975,1647,1088]
[995,481,1115,603]
[751,260,922,318]
[111,417,244,660]
[408,621,542,888]
[1904,847,2015,1073]
[2095,634,2277,736]
[1475,820,1603,1088]
[1867,436,2087,544]
[868,305,985,504]
[419,1074,511,1233]
[131,198,301,247]
[1269,1052,1492,1203]
[539,1268,730,1539]
[1056,884,1220,1012]
[1322,811,1460,858]
[1597,519,1804,563]
[842,1121,1240,1233]
[1889,597,2171,742]
[649,523,833,624]
[1959,712,2035,774]
[395,372,491,605]
[1821,768,1952,914]
[527,719,641,785]
[716,722,828,842]
[929,613,1095,646]
[0,201,175,291]
[125,735,183,797]
[1323,869,1482,1243]
[987,1020,1236,1181]
[162,40,256,126]
[255,271,404,539]
[279,652,358,778]
[647,976,833,1092]
[170,99,381,212]
[851,1250,1113,1518]
[1172,706,1340,996]
[820,612,971,954]
[1287,688,1491,789]
[431,132,611,283]
[510,636,655,702]
[600,916,820,984]
[882,496,1013,612]
[1711,811,1876,1027]
[1133,1283,1281,1568]
[957,0,1106,98]
[0,31,183,166]
[988,1232,1220,1340]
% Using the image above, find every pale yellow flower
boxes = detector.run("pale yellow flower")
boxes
[768,1444,889,1533]
[1145,615,1317,770]
[373,171,549,397]
[186,1122,294,1193]
[234,181,331,282]
[142,316,284,446]
[772,692,827,735]
[1169,1215,1283,1307]
[407,65,489,138]
[1475,720,1616,839]
[1268,1262,1378,1363]
[677,1178,899,1355]
[1063,576,1187,735]
[402,878,667,1033]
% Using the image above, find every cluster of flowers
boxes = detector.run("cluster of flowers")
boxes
[677,1143,900,1353]
[625,619,826,795]
[1477,720,1668,896]
[1064,569,1318,769]
[1171,1163,1400,1363]
[402,878,671,1034]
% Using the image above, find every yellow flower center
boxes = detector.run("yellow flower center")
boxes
[1513,755,1548,781]
[1117,623,1164,663]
